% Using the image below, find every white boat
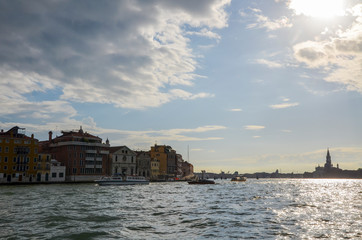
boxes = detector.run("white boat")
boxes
[95,175,149,185]
[231,176,247,182]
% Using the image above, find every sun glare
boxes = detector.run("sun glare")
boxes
[289,0,345,19]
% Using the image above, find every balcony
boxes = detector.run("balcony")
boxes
[85,150,97,154]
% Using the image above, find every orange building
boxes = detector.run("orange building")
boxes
[150,144,177,180]
[0,126,39,183]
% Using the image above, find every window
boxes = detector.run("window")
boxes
[4,157,7,162]
[13,157,16,163]
[73,168,77,174]
[13,166,16,170]
[14,139,21,144]
[0,156,1,162]
[4,166,7,170]
[34,166,36,170]
[59,173,64,178]
[0,146,1,152]
[34,157,37,163]
[6,139,9,143]
[5,147,9,153]
[52,172,57,178]
[34,148,38,154]
[26,166,29,170]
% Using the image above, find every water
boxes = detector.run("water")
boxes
[0,179,361,239]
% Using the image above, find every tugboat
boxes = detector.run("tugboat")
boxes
[188,170,215,184]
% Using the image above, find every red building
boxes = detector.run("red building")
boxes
[40,127,110,182]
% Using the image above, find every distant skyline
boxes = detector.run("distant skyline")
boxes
[0,0,361,173]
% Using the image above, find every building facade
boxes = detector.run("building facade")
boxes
[110,146,137,175]
[40,127,110,182]
[150,145,177,179]
[136,151,151,178]
[181,161,194,179]
[150,157,160,181]
[36,153,51,182]
[0,126,39,183]
[49,159,66,182]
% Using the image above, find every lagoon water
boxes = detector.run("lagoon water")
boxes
[1,179,361,239]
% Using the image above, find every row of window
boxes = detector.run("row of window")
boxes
[66,145,98,151]
[0,139,34,144]
[0,155,51,164]
[0,146,38,154]
[52,172,64,178]
[69,168,103,174]
[2,165,36,171]
[115,155,134,162]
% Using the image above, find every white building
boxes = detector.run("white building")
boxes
[49,159,66,182]
[110,146,137,175]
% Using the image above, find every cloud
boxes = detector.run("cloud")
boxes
[186,28,221,40]
[270,102,299,109]
[242,8,292,31]
[244,125,265,130]
[229,108,242,112]
[293,4,362,93]
[0,0,230,110]
[255,59,284,68]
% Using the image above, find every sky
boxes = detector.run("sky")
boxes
[1,0,361,173]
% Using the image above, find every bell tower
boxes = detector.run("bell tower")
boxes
[324,148,333,169]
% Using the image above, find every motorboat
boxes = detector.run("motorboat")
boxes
[95,175,149,185]
[231,176,247,182]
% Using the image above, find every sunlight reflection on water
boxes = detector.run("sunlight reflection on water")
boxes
[0,179,361,239]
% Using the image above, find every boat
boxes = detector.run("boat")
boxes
[231,176,247,182]
[188,170,215,184]
[95,175,149,185]
[188,179,215,184]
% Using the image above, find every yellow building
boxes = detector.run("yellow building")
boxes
[36,153,51,182]
[150,158,160,181]
[150,144,177,180]
[0,126,39,183]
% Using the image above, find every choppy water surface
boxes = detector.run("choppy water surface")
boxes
[1,179,361,239]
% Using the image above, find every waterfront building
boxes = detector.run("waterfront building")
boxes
[176,154,184,178]
[135,151,151,178]
[0,126,39,183]
[40,127,110,182]
[49,159,66,182]
[150,144,177,179]
[181,161,194,179]
[110,146,137,175]
[150,157,160,181]
[36,153,51,182]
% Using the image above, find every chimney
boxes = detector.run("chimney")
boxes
[49,131,53,142]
